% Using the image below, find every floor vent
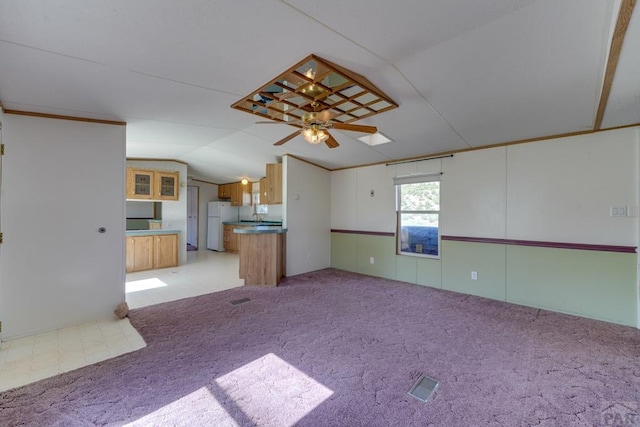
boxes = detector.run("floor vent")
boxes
[229,297,251,306]
[408,374,439,403]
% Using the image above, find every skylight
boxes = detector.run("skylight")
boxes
[358,132,393,146]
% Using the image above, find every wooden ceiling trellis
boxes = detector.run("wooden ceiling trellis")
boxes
[231,54,398,127]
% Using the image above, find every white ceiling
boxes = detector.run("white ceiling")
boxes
[0,0,638,183]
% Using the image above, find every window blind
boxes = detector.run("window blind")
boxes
[392,172,441,185]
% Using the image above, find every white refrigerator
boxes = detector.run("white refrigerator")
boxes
[207,201,239,251]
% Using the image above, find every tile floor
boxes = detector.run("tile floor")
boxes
[0,250,243,392]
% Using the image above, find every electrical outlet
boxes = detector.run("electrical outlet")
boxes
[471,271,478,280]
[307,252,312,260]
[370,257,375,264]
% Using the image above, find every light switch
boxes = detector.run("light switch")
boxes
[610,206,628,217]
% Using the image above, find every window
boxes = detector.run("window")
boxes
[252,191,268,215]
[395,174,440,258]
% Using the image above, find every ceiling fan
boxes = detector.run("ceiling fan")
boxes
[232,54,398,149]
[256,102,378,149]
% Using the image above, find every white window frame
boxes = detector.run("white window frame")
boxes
[394,173,441,259]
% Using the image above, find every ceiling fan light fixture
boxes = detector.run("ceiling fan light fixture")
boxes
[304,68,315,79]
[301,83,325,98]
[302,126,329,144]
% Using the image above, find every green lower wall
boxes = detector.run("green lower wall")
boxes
[506,245,637,326]
[441,240,506,300]
[330,233,638,327]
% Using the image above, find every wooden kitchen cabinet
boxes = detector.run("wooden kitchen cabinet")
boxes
[223,224,236,252]
[127,168,179,201]
[218,183,232,199]
[127,169,154,200]
[237,231,286,286]
[259,177,268,205]
[155,171,179,200]
[266,163,282,204]
[231,182,251,206]
[126,236,154,272]
[259,163,282,205]
[223,224,253,253]
[220,182,251,206]
[126,233,179,272]
[154,234,178,269]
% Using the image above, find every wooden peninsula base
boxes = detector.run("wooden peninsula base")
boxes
[235,226,287,286]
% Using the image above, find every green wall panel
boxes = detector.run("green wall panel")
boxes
[330,233,357,272]
[356,235,396,280]
[395,255,417,284]
[416,257,442,288]
[441,240,506,301]
[332,233,637,327]
[506,245,637,326]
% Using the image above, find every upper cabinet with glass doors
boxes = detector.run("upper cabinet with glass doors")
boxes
[127,168,179,201]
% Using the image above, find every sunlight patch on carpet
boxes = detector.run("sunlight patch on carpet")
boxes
[125,278,168,293]
[408,374,440,403]
[215,353,334,426]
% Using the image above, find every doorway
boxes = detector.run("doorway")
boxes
[187,186,199,250]
[0,120,3,342]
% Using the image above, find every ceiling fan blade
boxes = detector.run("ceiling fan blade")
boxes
[273,131,300,146]
[256,120,303,128]
[331,123,378,134]
[324,132,340,149]
[315,109,335,122]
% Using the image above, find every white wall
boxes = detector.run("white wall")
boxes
[330,164,397,232]
[439,128,639,245]
[330,159,443,233]
[127,160,188,264]
[440,147,506,238]
[505,129,638,245]
[126,201,154,218]
[186,179,218,251]
[284,156,331,276]
[239,203,283,221]
[332,127,639,248]
[0,114,126,339]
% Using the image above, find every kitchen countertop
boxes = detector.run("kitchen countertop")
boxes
[233,226,287,234]
[222,221,282,226]
[126,229,181,236]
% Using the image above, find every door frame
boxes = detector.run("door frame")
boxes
[187,185,199,249]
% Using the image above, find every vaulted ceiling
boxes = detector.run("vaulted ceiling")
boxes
[0,1,638,183]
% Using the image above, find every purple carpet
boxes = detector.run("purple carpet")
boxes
[1,268,639,426]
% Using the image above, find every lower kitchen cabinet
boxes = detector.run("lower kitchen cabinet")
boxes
[224,225,240,253]
[154,234,178,269]
[126,236,154,272]
[223,225,252,253]
[126,233,178,273]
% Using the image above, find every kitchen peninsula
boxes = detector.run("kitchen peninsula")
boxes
[234,225,287,286]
